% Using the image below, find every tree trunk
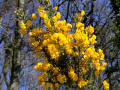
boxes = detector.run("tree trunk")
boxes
[9,0,24,90]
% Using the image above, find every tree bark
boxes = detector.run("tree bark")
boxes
[9,0,24,90]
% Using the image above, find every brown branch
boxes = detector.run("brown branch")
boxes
[0,78,4,89]
[2,52,10,88]
[57,0,67,7]
[3,70,10,87]
[65,0,70,22]
[83,0,96,24]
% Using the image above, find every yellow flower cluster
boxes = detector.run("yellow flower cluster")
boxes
[52,67,59,75]
[48,83,59,90]
[26,20,32,27]
[20,13,37,36]
[38,5,52,30]
[57,74,66,84]
[68,67,78,82]
[47,44,59,60]
[32,13,37,20]
[78,10,85,20]
[78,79,89,88]
[20,22,26,36]
[53,6,58,11]
[81,67,87,75]
[53,12,61,23]
[37,72,47,85]
[86,25,94,34]
[35,62,51,72]
[20,5,108,89]
[103,80,109,90]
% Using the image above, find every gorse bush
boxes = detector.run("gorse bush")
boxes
[19,2,109,90]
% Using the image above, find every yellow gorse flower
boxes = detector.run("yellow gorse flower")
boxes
[81,10,85,16]
[54,83,59,88]
[32,13,37,20]
[68,67,78,81]
[20,22,26,36]
[38,5,44,13]
[103,80,109,90]
[20,22,26,30]
[26,20,32,27]
[57,74,66,84]
[20,5,108,89]
[78,78,89,88]
[78,10,85,20]
[53,6,58,11]
[86,25,94,34]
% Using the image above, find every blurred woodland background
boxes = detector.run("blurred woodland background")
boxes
[0,0,120,90]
